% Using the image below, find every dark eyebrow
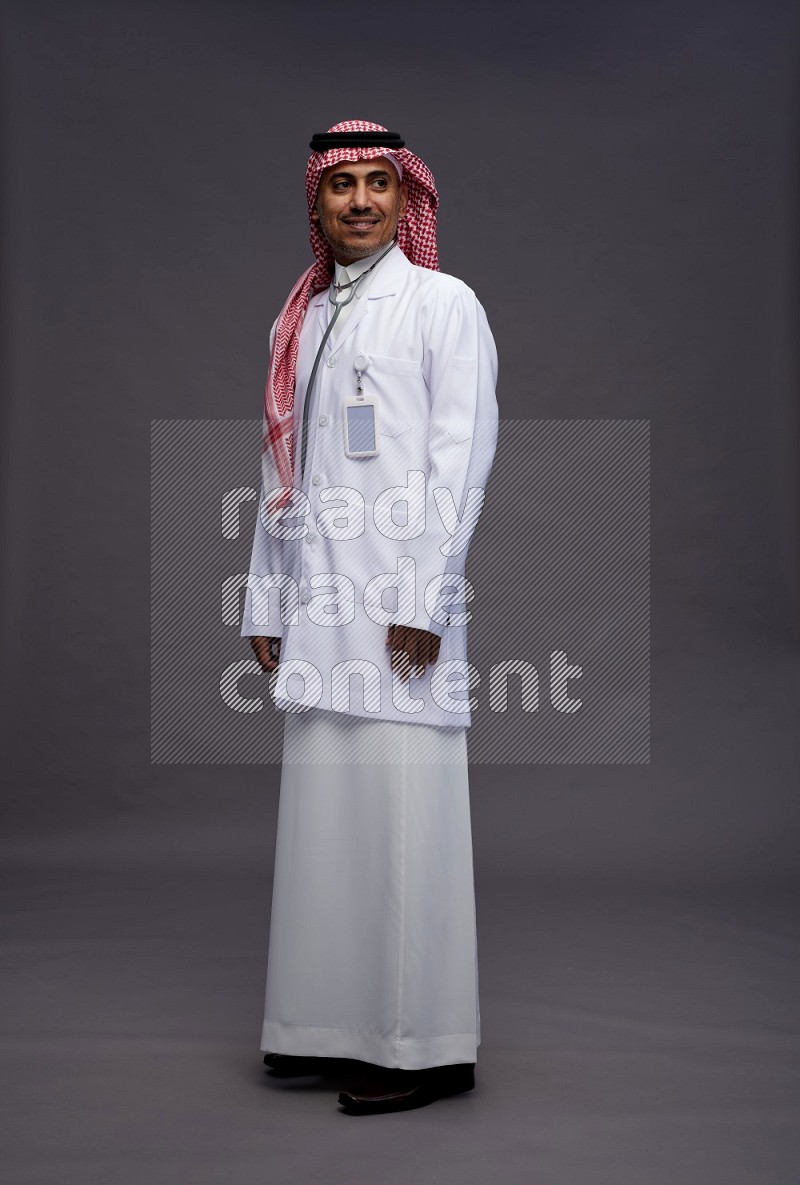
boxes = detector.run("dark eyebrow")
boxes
[327,168,393,182]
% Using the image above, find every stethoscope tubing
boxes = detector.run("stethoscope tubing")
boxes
[298,242,396,477]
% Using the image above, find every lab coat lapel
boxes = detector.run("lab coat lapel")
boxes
[312,292,328,343]
[309,290,371,355]
[328,287,372,354]
[310,246,411,355]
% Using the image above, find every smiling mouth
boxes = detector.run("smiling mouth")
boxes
[343,219,380,231]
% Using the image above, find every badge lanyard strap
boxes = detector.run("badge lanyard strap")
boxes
[298,241,396,478]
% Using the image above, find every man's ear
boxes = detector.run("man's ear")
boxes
[398,181,409,216]
[311,203,320,223]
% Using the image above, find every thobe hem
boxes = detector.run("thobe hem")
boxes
[261,1022,479,1070]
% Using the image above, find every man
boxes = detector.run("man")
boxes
[241,119,498,1114]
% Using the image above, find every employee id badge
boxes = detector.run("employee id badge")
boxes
[343,396,380,458]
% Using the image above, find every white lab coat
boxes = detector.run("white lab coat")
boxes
[241,245,499,728]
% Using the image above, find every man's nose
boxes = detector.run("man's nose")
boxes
[349,181,373,209]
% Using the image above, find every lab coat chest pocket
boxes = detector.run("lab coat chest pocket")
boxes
[368,353,420,438]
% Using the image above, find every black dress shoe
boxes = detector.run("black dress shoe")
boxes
[263,1052,356,1077]
[337,1062,475,1114]
[263,1052,326,1076]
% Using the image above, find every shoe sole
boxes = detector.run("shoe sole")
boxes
[338,1071,475,1115]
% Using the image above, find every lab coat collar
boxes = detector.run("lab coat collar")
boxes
[310,242,412,353]
[309,242,411,311]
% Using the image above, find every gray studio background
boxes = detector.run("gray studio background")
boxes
[2,1,799,1183]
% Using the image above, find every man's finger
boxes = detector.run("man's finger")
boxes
[390,634,408,673]
[393,648,412,682]
[419,633,434,678]
[390,626,410,683]
[250,636,280,673]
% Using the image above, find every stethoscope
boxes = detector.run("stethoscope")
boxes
[298,240,396,477]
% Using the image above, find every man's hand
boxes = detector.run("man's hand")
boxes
[385,624,441,683]
[250,636,281,673]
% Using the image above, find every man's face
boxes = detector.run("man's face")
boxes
[311,157,409,266]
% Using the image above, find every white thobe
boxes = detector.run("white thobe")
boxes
[247,243,496,1069]
[261,707,480,1069]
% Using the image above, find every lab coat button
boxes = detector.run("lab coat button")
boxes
[318,415,328,426]
[300,590,311,604]
[326,356,337,368]
[306,532,316,545]
[312,474,322,486]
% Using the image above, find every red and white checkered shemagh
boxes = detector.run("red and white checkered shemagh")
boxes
[262,119,440,502]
